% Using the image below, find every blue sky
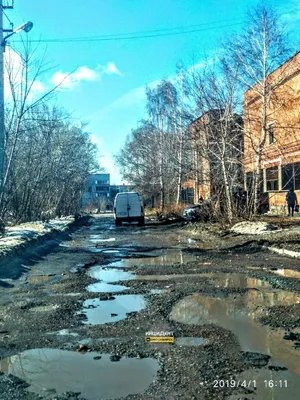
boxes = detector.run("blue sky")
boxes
[6,0,300,183]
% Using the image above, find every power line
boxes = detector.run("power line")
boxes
[16,20,243,44]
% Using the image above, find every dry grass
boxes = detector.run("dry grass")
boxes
[145,204,187,219]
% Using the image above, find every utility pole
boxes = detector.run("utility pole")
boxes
[0,0,13,194]
[0,0,5,192]
[0,1,32,200]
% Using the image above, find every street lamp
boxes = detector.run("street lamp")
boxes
[0,19,33,194]
[3,22,33,49]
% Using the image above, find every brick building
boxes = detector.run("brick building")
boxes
[243,51,300,213]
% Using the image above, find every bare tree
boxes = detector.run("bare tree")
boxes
[225,3,292,215]
[187,59,243,222]
[1,40,99,222]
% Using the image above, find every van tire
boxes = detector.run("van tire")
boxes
[138,217,145,226]
[115,218,122,226]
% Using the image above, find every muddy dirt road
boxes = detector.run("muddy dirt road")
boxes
[1,215,300,400]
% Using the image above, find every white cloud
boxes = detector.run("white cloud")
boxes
[51,62,122,90]
[98,62,122,76]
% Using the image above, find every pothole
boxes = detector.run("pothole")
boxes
[170,289,300,398]
[0,349,159,400]
[175,337,205,346]
[87,282,129,293]
[107,249,201,268]
[87,266,135,282]
[78,295,146,324]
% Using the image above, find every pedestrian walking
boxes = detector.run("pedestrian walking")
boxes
[286,187,298,217]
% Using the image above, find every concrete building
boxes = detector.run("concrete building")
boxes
[81,173,110,210]
[243,51,300,213]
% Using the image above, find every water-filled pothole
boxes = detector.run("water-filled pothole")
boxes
[87,267,135,282]
[170,289,300,399]
[134,273,270,289]
[175,337,204,346]
[87,282,129,293]
[0,349,159,400]
[107,249,201,268]
[79,295,146,324]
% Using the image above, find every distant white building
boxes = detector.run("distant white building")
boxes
[81,173,110,209]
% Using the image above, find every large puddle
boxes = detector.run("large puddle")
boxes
[170,287,300,399]
[79,295,146,324]
[0,349,159,400]
[86,266,134,293]
[134,273,272,290]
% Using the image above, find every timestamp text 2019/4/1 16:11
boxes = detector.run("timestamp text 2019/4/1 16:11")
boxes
[213,380,288,388]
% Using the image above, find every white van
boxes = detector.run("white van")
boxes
[113,192,145,226]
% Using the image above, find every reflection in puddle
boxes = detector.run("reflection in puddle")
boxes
[175,337,204,346]
[0,349,159,400]
[270,268,300,279]
[109,249,200,268]
[170,289,300,399]
[209,273,271,288]
[135,273,270,288]
[87,282,129,293]
[135,273,204,280]
[87,267,135,282]
[79,295,146,324]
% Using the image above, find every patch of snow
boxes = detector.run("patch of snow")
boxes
[231,221,277,235]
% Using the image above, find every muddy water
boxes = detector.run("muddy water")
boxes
[0,349,159,400]
[79,295,146,324]
[170,288,300,400]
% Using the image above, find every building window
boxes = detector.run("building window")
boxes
[282,163,300,190]
[268,123,274,144]
[266,166,278,191]
[96,186,108,192]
